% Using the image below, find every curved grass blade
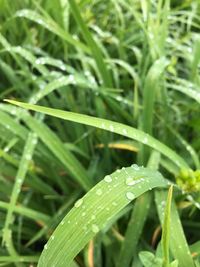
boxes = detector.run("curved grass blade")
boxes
[167,83,200,105]
[37,165,167,266]
[4,100,189,169]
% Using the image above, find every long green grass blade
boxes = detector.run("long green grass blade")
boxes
[161,185,173,267]
[37,165,167,266]
[68,0,112,87]
[4,100,188,170]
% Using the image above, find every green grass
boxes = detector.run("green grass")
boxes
[0,0,200,266]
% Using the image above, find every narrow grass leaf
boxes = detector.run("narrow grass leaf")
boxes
[155,190,195,267]
[161,185,173,267]
[68,0,112,87]
[4,100,189,169]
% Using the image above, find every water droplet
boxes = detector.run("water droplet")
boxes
[110,125,114,132]
[44,244,48,250]
[92,224,99,233]
[91,215,96,220]
[123,129,128,135]
[126,192,135,200]
[51,235,55,240]
[96,189,102,196]
[126,177,144,186]
[143,137,148,144]
[82,212,86,217]
[74,198,83,208]
[61,221,65,225]
[17,178,23,184]
[68,74,76,84]
[101,122,106,129]
[104,175,112,183]
[131,164,140,171]
[25,154,32,161]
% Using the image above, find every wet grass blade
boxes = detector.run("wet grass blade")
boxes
[4,100,189,170]
[37,165,167,266]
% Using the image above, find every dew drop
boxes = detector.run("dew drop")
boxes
[104,175,112,183]
[143,137,148,144]
[96,189,102,196]
[61,221,65,225]
[131,164,140,171]
[92,224,99,233]
[74,198,83,208]
[126,192,135,200]
[110,125,114,132]
[123,129,128,135]
[91,215,96,220]
[44,244,48,250]
[25,154,32,161]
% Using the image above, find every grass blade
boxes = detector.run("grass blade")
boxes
[68,0,112,87]
[37,165,167,266]
[4,100,189,170]
[155,190,195,267]
[161,185,173,267]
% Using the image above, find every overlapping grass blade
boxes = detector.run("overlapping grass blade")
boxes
[68,0,112,87]
[37,165,167,266]
[15,9,89,53]
[5,100,189,169]
[155,190,195,267]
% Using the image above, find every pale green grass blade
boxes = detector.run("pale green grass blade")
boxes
[37,165,167,266]
[2,132,38,245]
[155,190,195,267]
[68,0,112,87]
[5,100,189,169]
[161,185,173,267]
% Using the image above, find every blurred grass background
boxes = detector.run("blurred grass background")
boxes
[0,0,200,266]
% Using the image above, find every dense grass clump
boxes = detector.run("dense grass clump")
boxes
[0,0,200,266]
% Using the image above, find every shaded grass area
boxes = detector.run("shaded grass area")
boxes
[0,0,200,266]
